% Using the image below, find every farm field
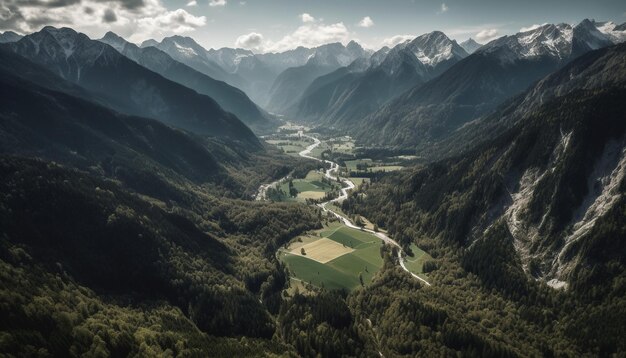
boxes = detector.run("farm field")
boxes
[279,224,384,291]
[327,137,356,155]
[345,158,404,173]
[265,138,312,156]
[276,170,338,202]
[289,238,354,263]
[309,141,331,159]
[350,177,369,186]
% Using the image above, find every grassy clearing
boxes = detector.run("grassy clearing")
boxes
[404,243,432,281]
[360,216,384,232]
[327,137,356,155]
[345,159,373,171]
[345,158,404,173]
[350,177,370,186]
[310,142,331,159]
[275,170,338,202]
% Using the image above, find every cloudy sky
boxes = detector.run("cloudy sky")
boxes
[1,0,624,52]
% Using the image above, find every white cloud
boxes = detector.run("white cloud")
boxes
[186,0,197,6]
[520,23,546,32]
[475,28,500,42]
[381,34,413,47]
[209,0,226,7]
[300,13,315,23]
[358,16,374,28]
[236,18,352,53]
[438,3,448,13]
[235,32,263,52]
[265,21,349,52]
[136,8,206,36]
[0,0,207,43]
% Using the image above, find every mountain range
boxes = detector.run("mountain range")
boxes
[3,27,259,147]
[285,31,468,128]
[0,31,22,43]
[264,41,372,114]
[351,19,626,153]
[459,38,482,53]
[99,32,276,133]
[140,35,248,91]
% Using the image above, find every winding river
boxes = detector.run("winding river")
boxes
[259,131,431,286]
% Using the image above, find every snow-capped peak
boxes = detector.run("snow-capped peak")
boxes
[477,19,625,63]
[516,23,573,59]
[173,41,198,58]
[593,20,626,43]
[305,42,370,67]
[388,31,468,67]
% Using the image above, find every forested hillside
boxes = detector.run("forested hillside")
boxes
[340,45,626,356]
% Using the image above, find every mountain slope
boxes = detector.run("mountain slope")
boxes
[460,38,482,54]
[289,31,468,127]
[5,27,259,147]
[0,153,321,355]
[265,41,371,114]
[142,35,247,90]
[206,47,255,72]
[355,20,626,150]
[344,42,626,292]
[99,32,277,133]
[0,31,21,43]
[0,50,237,195]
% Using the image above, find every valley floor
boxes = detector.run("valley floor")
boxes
[257,125,432,291]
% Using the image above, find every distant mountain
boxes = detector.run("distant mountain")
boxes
[5,27,259,147]
[460,38,482,54]
[253,47,318,73]
[206,47,255,73]
[0,31,22,43]
[354,19,626,151]
[164,40,373,107]
[0,48,231,194]
[141,35,248,91]
[288,31,468,127]
[265,41,371,114]
[346,42,626,294]
[231,55,279,105]
[99,32,277,133]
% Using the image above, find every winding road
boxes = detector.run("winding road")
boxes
[296,132,431,286]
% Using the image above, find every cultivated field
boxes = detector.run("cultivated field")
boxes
[350,177,370,186]
[289,238,354,263]
[277,170,336,202]
[265,138,312,156]
[279,223,385,291]
[345,158,404,173]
